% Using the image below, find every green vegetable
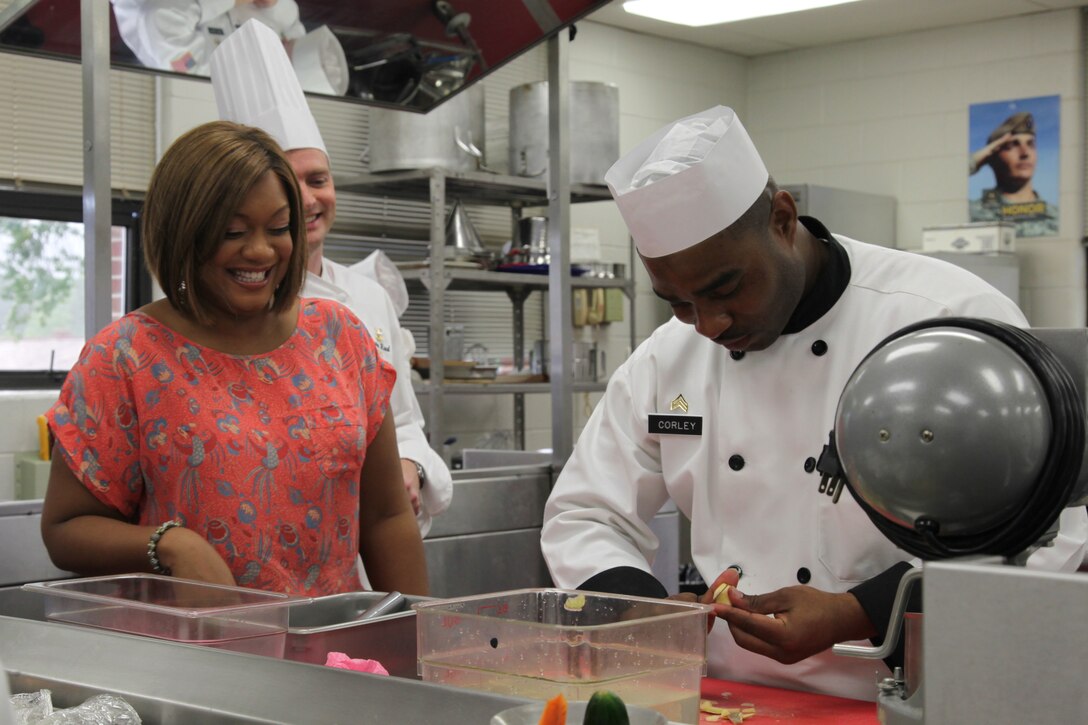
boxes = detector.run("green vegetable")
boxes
[582,690,630,725]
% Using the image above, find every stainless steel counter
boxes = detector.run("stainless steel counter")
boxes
[1,464,556,596]
[424,464,553,597]
[1,614,530,724]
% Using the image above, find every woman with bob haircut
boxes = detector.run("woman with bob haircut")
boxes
[40,121,428,596]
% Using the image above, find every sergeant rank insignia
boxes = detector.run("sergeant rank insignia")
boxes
[649,393,701,436]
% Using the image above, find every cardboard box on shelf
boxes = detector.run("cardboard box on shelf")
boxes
[922,222,1016,254]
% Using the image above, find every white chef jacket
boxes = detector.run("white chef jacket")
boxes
[303,258,452,537]
[541,232,1088,701]
[110,0,304,76]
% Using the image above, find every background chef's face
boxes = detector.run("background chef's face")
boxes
[286,148,336,260]
[643,192,806,353]
[990,133,1036,189]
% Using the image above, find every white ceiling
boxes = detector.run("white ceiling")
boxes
[586,0,1085,57]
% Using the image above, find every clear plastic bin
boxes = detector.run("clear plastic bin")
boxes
[23,574,307,658]
[413,589,712,724]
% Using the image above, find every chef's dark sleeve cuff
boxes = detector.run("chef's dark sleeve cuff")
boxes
[578,566,668,599]
[848,561,923,671]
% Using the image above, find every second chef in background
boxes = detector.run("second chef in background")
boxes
[211,20,452,540]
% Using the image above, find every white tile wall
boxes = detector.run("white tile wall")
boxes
[0,391,58,457]
[748,8,1086,327]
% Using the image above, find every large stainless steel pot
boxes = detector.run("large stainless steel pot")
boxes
[508,81,619,184]
[367,85,486,173]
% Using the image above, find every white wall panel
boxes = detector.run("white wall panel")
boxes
[747,8,1085,327]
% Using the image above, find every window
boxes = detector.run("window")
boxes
[0,190,148,388]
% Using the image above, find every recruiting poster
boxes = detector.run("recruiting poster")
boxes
[968,95,1060,237]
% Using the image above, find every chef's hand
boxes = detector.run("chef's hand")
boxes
[399,459,422,515]
[712,579,877,665]
[969,132,1012,175]
[668,567,743,633]
[157,525,237,589]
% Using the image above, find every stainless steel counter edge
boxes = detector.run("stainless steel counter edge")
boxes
[429,464,553,538]
[1,615,531,724]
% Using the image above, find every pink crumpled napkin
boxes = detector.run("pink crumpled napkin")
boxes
[324,651,390,676]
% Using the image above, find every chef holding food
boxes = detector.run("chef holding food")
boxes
[539,105,1088,701]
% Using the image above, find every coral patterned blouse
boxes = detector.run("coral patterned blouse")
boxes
[47,298,395,596]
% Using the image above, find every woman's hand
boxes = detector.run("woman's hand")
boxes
[156,525,237,587]
[41,445,235,586]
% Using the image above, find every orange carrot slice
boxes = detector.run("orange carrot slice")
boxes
[538,693,568,725]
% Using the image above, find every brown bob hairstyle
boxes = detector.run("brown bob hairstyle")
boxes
[141,120,308,325]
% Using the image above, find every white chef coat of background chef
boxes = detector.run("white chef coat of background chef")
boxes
[541,107,1088,701]
[209,20,452,541]
[110,0,347,94]
[304,258,452,538]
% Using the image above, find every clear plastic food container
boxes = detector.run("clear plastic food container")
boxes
[23,574,307,658]
[414,589,712,724]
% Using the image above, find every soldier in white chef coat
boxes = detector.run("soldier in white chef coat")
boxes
[210,21,452,540]
[540,106,1088,700]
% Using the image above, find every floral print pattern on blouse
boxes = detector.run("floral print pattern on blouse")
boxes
[47,298,395,595]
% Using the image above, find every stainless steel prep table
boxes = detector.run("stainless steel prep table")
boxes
[1,614,531,724]
[2,464,555,596]
[424,464,553,597]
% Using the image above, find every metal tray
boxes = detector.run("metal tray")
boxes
[285,591,431,678]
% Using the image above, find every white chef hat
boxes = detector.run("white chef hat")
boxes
[605,106,768,258]
[210,19,327,155]
[291,26,350,97]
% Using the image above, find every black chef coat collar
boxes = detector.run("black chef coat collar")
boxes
[781,216,851,335]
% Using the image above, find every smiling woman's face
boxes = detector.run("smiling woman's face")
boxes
[642,192,808,354]
[199,170,293,323]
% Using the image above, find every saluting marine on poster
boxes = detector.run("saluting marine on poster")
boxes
[968,95,1060,237]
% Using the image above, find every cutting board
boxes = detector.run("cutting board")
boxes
[700,678,878,724]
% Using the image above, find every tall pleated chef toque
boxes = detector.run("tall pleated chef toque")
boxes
[210,19,327,155]
[604,106,768,258]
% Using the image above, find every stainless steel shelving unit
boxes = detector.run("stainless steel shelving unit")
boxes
[338,167,634,455]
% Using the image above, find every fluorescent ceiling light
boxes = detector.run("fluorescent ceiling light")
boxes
[623,0,864,27]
